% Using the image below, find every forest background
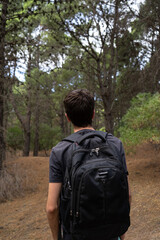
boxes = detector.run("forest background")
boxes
[0,0,160,169]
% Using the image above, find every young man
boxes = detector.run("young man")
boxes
[46,89,131,240]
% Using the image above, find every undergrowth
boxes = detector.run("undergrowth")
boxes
[0,163,38,203]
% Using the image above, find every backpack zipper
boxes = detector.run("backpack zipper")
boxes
[69,147,123,219]
[102,178,107,218]
[75,168,93,218]
[70,148,98,217]
[73,159,113,219]
[70,149,91,179]
[71,149,90,159]
[70,149,91,217]
[71,146,118,176]
[75,163,120,219]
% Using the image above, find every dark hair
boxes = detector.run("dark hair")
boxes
[63,89,95,127]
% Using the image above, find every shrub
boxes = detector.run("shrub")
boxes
[6,126,24,150]
[39,123,62,151]
[117,93,160,151]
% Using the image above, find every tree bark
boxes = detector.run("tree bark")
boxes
[11,35,32,156]
[11,94,31,156]
[0,0,9,170]
[97,0,119,134]
[96,57,115,134]
[23,129,31,156]
[23,38,32,156]
[33,117,39,156]
[33,37,40,156]
[59,103,66,138]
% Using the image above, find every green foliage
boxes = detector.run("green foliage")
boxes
[99,127,106,132]
[7,126,24,150]
[117,30,141,69]
[7,123,59,153]
[139,0,160,32]
[117,93,160,149]
[39,124,62,151]
[3,0,160,156]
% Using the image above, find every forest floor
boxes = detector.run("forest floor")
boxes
[0,144,160,240]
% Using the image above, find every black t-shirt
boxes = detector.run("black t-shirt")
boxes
[49,129,128,183]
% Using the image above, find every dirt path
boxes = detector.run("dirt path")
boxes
[126,146,160,240]
[0,157,52,240]
[0,145,160,240]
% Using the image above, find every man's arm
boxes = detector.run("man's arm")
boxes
[46,182,62,240]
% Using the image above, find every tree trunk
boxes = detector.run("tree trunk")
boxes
[22,101,31,156]
[97,59,115,134]
[11,94,31,157]
[23,130,30,156]
[59,103,67,138]
[11,37,32,157]
[96,0,119,134]
[102,94,114,134]
[33,38,40,156]
[33,109,40,156]
[0,0,9,170]
[22,35,32,156]
[23,103,31,156]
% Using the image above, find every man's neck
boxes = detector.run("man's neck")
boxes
[74,126,95,133]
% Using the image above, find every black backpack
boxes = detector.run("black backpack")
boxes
[60,131,130,240]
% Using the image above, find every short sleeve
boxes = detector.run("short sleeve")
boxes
[49,149,63,183]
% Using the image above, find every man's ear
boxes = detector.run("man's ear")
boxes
[65,113,71,122]
[92,109,95,120]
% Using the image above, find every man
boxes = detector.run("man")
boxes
[46,89,131,240]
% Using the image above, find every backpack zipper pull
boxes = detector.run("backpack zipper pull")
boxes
[67,180,72,191]
[95,147,100,156]
[90,147,100,156]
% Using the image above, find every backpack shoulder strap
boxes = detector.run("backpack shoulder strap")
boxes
[77,131,107,145]
[62,130,107,145]
[62,132,81,143]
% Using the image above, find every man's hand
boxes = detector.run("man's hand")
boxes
[46,183,62,240]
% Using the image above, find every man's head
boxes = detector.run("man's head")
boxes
[63,89,95,127]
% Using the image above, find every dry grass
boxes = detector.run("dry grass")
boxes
[0,163,38,203]
[0,148,159,239]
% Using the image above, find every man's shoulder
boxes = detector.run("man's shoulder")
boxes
[51,130,94,154]
[53,131,81,149]
[52,130,122,153]
[52,138,72,153]
[107,132,122,145]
